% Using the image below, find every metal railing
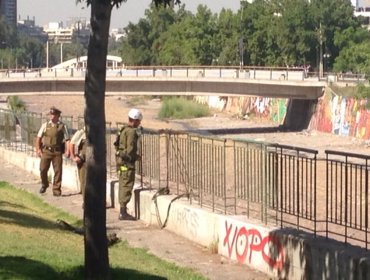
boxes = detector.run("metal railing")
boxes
[0,65,366,83]
[1,108,369,250]
[325,150,370,249]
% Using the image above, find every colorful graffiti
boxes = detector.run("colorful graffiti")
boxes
[309,93,370,140]
[226,96,288,123]
[195,91,370,140]
[222,220,285,270]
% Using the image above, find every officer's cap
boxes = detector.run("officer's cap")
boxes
[49,106,61,115]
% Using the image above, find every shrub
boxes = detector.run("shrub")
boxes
[158,97,210,119]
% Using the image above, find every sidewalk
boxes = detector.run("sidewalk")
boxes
[0,156,270,280]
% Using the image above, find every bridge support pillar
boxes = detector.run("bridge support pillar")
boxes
[283,99,317,131]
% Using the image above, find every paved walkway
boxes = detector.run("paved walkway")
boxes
[0,156,271,280]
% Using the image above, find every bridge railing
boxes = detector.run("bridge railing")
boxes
[0,66,366,83]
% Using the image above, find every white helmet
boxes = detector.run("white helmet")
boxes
[128,108,143,120]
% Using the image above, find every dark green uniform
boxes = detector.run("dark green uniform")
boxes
[116,125,140,208]
[39,122,68,196]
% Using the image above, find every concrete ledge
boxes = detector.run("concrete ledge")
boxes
[1,146,370,279]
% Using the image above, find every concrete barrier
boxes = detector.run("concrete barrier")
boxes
[1,146,370,279]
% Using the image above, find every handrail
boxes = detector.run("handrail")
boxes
[0,65,367,83]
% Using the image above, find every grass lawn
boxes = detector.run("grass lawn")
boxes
[0,182,205,280]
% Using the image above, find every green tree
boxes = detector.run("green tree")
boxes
[333,26,370,73]
[216,8,239,65]
[78,1,180,279]
[18,36,44,68]
[155,18,198,65]
[309,0,358,71]
[242,0,272,65]
[189,5,218,65]
[150,4,189,64]
[120,19,152,65]
[333,41,370,74]
[274,0,316,67]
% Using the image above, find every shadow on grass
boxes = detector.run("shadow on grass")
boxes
[0,256,167,280]
[0,202,60,230]
[0,256,81,280]
[111,268,168,279]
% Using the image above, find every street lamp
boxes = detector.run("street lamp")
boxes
[318,22,324,78]
[239,38,244,69]
[54,37,64,64]
[323,52,331,75]
[46,40,49,69]
[239,0,247,70]
[76,7,85,69]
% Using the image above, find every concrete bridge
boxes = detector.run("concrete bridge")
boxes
[0,66,329,99]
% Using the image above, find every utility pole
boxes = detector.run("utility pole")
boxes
[239,0,246,70]
[60,43,63,64]
[46,41,49,69]
[319,22,323,79]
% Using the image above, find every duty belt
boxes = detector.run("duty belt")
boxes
[44,146,62,152]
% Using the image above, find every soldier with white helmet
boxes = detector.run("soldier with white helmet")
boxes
[115,108,143,220]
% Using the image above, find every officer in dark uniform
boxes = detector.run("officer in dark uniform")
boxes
[35,106,70,196]
[116,108,142,220]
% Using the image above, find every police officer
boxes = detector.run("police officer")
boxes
[69,126,87,205]
[116,108,142,220]
[35,106,70,196]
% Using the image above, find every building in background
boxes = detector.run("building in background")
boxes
[0,0,17,27]
[44,18,89,46]
[354,0,370,30]
[17,16,48,43]
[110,28,126,41]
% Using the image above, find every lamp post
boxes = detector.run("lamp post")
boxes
[46,40,49,69]
[239,0,246,70]
[76,7,85,69]
[318,22,323,79]
[60,42,63,64]
[323,52,330,75]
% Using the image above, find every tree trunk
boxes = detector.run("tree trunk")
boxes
[84,1,112,279]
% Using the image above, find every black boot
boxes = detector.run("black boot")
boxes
[39,186,47,193]
[119,207,127,220]
[119,206,135,221]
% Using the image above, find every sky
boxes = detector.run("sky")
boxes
[18,0,242,29]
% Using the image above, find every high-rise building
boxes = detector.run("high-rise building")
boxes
[0,0,17,27]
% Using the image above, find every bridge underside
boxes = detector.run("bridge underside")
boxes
[0,78,324,99]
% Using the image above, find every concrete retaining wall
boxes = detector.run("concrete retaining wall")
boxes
[1,147,370,279]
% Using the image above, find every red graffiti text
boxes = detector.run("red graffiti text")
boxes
[223,220,285,270]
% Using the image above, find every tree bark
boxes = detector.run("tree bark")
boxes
[84,1,112,279]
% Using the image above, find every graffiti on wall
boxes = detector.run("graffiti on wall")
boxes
[222,220,285,270]
[193,95,288,124]
[309,93,370,140]
[194,91,370,140]
[173,207,200,238]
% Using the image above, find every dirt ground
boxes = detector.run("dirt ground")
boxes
[20,94,370,157]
